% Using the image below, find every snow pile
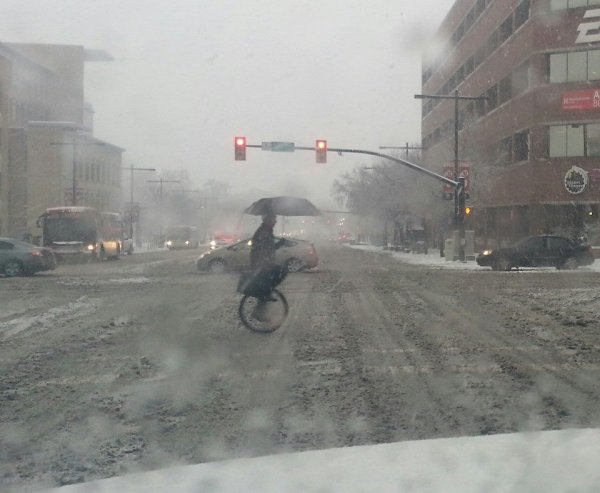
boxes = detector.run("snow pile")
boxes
[43,428,600,493]
[349,244,600,272]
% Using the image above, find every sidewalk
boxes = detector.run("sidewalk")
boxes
[348,244,600,273]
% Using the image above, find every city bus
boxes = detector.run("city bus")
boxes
[165,225,199,249]
[37,207,121,261]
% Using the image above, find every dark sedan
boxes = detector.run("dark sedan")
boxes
[0,237,57,277]
[476,235,595,271]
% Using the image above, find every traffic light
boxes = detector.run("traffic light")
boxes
[316,139,327,163]
[465,206,472,216]
[234,136,246,161]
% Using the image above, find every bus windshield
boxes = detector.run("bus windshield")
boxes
[44,216,96,244]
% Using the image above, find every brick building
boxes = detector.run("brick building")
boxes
[421,0,600,248]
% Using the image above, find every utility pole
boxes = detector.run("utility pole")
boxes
[147,178,180,245]
[379,143,423,161]
[122,165,155,241]
[50,136,106,206]
[414,90,487,261]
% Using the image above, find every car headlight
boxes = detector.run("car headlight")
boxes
[185,240,190,245]
[87,244,95,251]
[482,250,492,256]
[210,240,216,246]
[166,240,173,246]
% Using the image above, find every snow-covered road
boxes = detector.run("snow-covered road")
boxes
[1,246,600,491]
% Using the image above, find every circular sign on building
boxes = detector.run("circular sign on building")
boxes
[564,166,588,195]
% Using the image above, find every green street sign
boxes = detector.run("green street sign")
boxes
[262,141,295,152]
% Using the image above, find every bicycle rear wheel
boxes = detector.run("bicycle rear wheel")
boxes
[238,288,289,333]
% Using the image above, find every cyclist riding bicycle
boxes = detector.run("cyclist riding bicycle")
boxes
[248,211,287,321]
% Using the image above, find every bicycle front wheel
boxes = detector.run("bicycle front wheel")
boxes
[238,288,289,333]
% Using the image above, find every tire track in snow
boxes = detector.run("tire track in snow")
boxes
[0,296,100,340]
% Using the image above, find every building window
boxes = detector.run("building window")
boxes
[499,16,514,44]
[465,9,475,31]
[551,0,600,9]
[550,53,568,83]
[588,50,600,80]
[548,50,600,83]
[549,124,585,157]
[586,123,600,156]
[514,131,529,161]
[499,76,512,105]
[498,136,513,164]
[476,96,486,117]
[569,51,587,81]
[475,0,486,17]
[567,125,585,156]
[514,0,530,30]
[487,31,499,55]
[486,84,498,111]
[465,56,474,76]
[474,47,485,68]
[512,62,530,94]
[549,126,567,157]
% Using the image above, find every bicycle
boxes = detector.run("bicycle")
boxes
[237,266,289,333]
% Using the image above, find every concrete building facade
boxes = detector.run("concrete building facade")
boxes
[0,42,122,239]
[421,0,600,248]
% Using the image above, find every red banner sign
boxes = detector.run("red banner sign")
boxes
[562,89,600,110]
[442,163,471,196]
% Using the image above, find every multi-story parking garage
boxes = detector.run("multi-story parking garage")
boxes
[422,0,600,248]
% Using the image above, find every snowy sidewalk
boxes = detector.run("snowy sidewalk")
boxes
[349,244,600,272]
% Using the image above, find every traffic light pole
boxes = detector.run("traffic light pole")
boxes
[414,91,488,261]
[244,141,466,258]
[379,143,423,161]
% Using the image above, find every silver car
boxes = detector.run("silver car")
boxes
[196,237,319,274]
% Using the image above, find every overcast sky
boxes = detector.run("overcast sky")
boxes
[1,0,455,207]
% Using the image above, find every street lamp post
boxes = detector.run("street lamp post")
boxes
[122,165,155,241]
[414,90,487,261]
[147,178,180,246]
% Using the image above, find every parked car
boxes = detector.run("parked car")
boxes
[197,237,319,274]
[0,237,57,277]
[476,235,594,271]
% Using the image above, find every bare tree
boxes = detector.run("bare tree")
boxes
[332,147,448,246]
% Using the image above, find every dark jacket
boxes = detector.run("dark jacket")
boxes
[250,223,276,269]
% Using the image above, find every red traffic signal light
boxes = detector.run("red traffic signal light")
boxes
[316,139,327,163]
[234,136,246,161]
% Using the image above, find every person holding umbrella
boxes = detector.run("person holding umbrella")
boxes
[237,196,320,328]
[249,210,287,322]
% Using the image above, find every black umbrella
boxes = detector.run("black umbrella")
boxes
[244,196,321,216]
